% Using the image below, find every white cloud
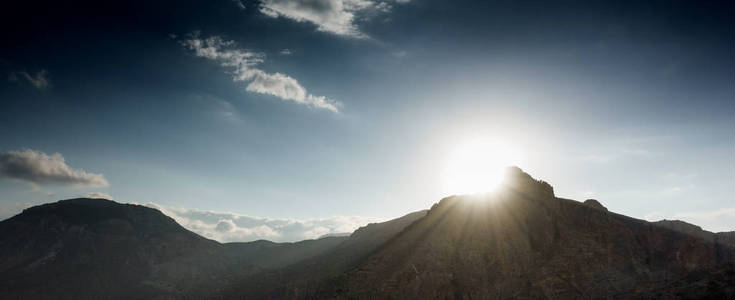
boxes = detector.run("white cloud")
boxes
[181,35,340,112]
[259,0,408,37]
[145,202,381,242]
[86,192,114,200]
[0,150,108,188]
[231,0,246,10]
[279,49,292,55]
[9,70,50,90]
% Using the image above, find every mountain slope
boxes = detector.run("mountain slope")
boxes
[223,236,348,270]
[0,198,231,299]
[324,168,735,299]
[653,220,735,247]
[220,209,429,298]
[0,198,423,299]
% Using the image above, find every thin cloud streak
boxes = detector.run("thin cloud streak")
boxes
[8,70,50,90]
[181,34,340,113]
[86,192,114,200]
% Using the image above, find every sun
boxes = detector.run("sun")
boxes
[442,138,523,196]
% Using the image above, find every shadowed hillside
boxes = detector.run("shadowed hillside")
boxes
[0,198,229,299]
[0,199,353,299]
[0,199,424,299]
[319,168,735,299]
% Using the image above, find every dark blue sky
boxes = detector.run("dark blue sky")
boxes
[2,0,735,240]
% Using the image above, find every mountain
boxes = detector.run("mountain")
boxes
[0,198,229,299]
[219,209,429,298]
[653,220,735,247]
[317,168,735,299]
[0,198,424,299]
[223,236,348,270]
[0,199,351,299]
[3,168,735,299]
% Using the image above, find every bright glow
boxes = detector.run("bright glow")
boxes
[442,138,523,195]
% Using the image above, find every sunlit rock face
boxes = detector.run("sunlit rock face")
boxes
[325,168,735,299]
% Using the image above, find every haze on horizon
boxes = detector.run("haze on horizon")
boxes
[1,0,734,242]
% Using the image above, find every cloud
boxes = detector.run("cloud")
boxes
[279,49,292,55]
[86,192,114,200]
[9,70,50,90]
[0,150,108,187]
[259,0,408,37]
[231,0,246,10]
[181,35,340,112]
[29,185,54,196]
[145,202,381,242]
[191,94,239,122]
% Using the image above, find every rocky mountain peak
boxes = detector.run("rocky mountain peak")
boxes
[583,199,608,211]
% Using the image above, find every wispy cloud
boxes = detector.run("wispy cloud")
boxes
[259,0,408,37]
[231,0,246,10]
[0,149,108,188]
[145,202,381,242]
[8,70,50,90]
[181,34,340,113]
[190,94,240,122]
[580,148,655,163]
[86,192,114,200]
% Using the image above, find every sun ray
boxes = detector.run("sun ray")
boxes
[442,138,523,196]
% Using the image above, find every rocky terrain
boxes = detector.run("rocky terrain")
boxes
[2,168,735,299]
[320,168,735,299]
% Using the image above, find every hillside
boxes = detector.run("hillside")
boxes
[319,168,735,299]
[0,198,423,299]
[0,198,229,299]
[220,209,429,298]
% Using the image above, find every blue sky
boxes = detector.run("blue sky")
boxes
[1,0,735,241]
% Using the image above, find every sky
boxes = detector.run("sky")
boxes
[1,0,735,241]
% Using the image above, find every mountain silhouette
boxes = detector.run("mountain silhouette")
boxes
[0,199,349,299]
[2,168,735,299]
[0,198,230,299]
[317,168,735,299]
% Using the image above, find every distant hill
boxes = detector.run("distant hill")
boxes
[318,232,352,239]
[653,219,735,247]
[3,168,735,299]
[219,209,429,298]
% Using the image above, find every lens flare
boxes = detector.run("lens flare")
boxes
[442,138,523,196]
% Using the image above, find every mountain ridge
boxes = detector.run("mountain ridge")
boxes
[2,168,735,299]
[319,168,735,299]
